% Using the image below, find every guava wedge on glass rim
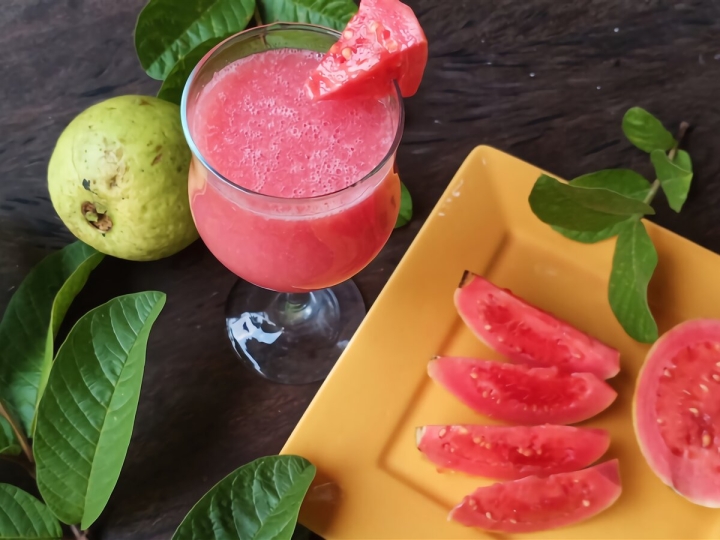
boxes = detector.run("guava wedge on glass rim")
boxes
[306,0,428,100]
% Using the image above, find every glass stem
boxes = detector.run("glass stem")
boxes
[285,293,312,310]
[277,292,315,326]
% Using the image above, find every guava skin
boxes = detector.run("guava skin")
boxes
[48,95,198,261]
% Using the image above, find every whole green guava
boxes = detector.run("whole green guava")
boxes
[48,95,198,261]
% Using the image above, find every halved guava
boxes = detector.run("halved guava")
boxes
[455,272,620,379]
[428,357,617,425]
[417,424,610,479]
[634,319,720,507]
[450,460,622,533]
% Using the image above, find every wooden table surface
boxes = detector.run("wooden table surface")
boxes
[1,0,719,538]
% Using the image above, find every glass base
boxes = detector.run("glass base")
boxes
[225,279,366,384]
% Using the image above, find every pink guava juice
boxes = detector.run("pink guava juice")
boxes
[186,47,401,293]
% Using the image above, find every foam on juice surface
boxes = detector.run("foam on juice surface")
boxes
[193,48,395,198]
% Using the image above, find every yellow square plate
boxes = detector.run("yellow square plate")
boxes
[282,146,720,539]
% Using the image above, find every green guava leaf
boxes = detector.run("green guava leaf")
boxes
[0,484,63,539]
[0,416,19,456]
[651,148,693,212]
[172,456,316,540]
[34,292,166,529]
[0,241,104,435]
[158,38,223,105]
[622,107,675,153]
[568,169,652,198]
[552,169,651,243]
[609,219,658,343]
[529,174,655,232]
[553,222,628,244]
[135,0,256,80]
[395,181,413,228]
[258,0,357,30]
[673,148,693,172]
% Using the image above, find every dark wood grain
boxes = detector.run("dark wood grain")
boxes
[1,0,720,537]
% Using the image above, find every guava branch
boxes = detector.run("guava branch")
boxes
[70,525,89,540]
[0,399,33,464]
[643,121,690,205]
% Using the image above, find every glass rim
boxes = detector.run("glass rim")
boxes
[180,22,405,203]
